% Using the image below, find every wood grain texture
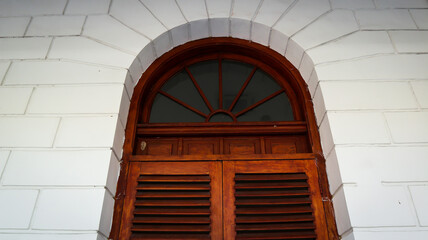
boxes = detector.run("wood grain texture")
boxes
[109,38,338,240]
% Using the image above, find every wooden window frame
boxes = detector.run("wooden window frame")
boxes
[109,38,339,240]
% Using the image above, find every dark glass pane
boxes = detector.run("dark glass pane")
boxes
[222,60,254,110]
[209,113,234,122]
[161,70,210,114]
[232,69,282,113]
[149,94,205,123]
[188,60,219,110]
[236,93,294,122]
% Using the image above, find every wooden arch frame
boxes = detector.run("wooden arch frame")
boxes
[110,38,338,239]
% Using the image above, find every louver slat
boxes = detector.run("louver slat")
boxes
[131,174,212,239]
[234,173,317,240]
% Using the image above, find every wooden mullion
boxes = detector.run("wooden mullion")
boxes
[235,89,284,117]
[159,90,208,118]
[185,67,215,112]
[228,66,257,112]
[219,58,223,109]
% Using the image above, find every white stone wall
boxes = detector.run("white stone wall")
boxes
[0,0,427,239]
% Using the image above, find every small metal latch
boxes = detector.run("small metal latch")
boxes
[322,197,330,202]
[140,141,147,151]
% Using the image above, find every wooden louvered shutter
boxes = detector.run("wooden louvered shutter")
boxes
[223,160,329,240]
[119,161,222,239]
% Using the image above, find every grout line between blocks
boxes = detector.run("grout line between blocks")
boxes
[0,61,13,86]
[174,0,189,23]
[381,111,395,144]
[80,15,88,36]
[23,87,36,114]
[44,37,55,60]
[407,81,422,110]
[62,0,70,15]
[0,151,12,185]
[51,117,63,148]
[23,17,33,37]
[405,185,421,227]
[386,31,399,53]
[138,0,170,30]
[408,9,420,30]
[28,189,41,230]
[107,0,114,14]
[108,14,153,41]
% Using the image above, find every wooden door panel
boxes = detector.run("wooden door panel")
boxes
[119,161,222,240]
[223,138,261,155]
[223,160,329,240]
[134,138,178,155]
[264,136,309,154]
[183,138,220,155]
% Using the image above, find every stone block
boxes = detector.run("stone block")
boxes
[327,112,390,144]
[335,146,428,184]
[231,0,260,19]
[385,112,428,143]
[0,151,9,179]
[141,0,186,29]
[0,0,66,17]
[0,37,51,60]
[65,0,110,15]
[189,19,210,40]
[84,15,149,55]
[374,0,428,8]
[344,185,416,227]
[269,28,288,55]
[0,87,33,114]
[4,60,127,85]
[27,85,124,114]
[316,54,428,80]
[176,0,207,21]
[332,186,352,235]
[411,10,428,29]
[410,186,428,226]
[319,81,418,110]
[331,0,375,9]
[26,16,85,36]
[274,0,330,36]
[0,190,38,229]
[206,0,232,18]
[32,189,106,230]
[389,31,428,53]
[171,23,190,47]
[230,18,250,40]
[110,0,166,40]
[251,22,270,46]
[211,18,229,37]
[356,9,417,30]
[307,31,394,64]
[254,0,294,26]
[0,117,59,147]
[55,115,119,148]
[48,37,135,68]
[0,17,30,37]
[411,81,428,108]
[292,10,358,50]
[2,150,114,187]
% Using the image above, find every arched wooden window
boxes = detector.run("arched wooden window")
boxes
[110,38,338,240]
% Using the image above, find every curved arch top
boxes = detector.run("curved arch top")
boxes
[124,37,321,157]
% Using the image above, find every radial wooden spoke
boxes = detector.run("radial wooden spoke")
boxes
[219,59,223,109]
[228,66,257,112]
[235,89,284,117]
[185,67,214,112]
[159,91,208,118]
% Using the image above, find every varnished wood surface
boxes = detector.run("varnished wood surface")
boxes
[109,38,339,240]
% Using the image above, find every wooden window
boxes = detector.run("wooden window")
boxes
[110,38,338,240]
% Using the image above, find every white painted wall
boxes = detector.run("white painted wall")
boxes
[0,0,427,239]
